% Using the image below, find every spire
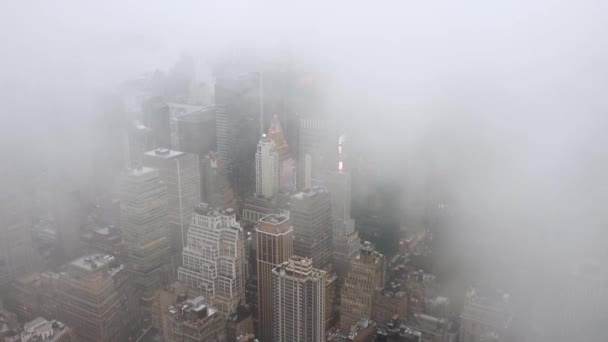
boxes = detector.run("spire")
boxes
[267,115,289,160]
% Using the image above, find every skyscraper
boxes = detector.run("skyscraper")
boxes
[55,254,139,342]
[255,136,279,199]
[143,96,171,149]
[290,187,333,273]
[267,114,295,192]
[298,118,338,189]
[200,152,235,209]
[215,72,261,201]
[178,203,247,314]
[256,214,293,342]
[124,122,152,169]
[272,256,326,342]
[340,242,384,332]
[176,106,216,157]
[143,149,200,253]
[119,167,172,292]
[325,171,361,277]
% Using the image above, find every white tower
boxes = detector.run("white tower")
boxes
[255,135,280,198]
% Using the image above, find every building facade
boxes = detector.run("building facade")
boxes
[255,136,280,199]
[290,187,333,273]
[272,256,326,342]
[340,243,384,332]
[325,171,360,277]
[55,254,139,342]
[119,167,172,292]
[256,214,293,342]
[178,204,247,314]
[143,149,200,252]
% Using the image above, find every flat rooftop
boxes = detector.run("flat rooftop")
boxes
[259,214,289,225]
[291,186,327,200]
[144,148,186,159]
[70,254,116,272]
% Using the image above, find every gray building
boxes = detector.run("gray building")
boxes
[272,256,326,342]
[143,149,200,253]
[325,171,360,277]
[178,204,247,314]
[119,167,172,292]
[256,214,293,342]
[290,187,333,273]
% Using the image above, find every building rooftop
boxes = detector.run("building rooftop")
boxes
[21,317,69,342]
[194,202,236,217]
[168,296,219,325]
[259,214,289,225]
[177,107,215,123]
[70,254,121,274]
[126,166,157,177]
[274,256,324,279]
[291,186,328,200]
[144,148,186,159]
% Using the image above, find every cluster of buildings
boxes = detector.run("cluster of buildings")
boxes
[0,57,516,342]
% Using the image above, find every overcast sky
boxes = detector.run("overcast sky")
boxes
[2,1,608,340]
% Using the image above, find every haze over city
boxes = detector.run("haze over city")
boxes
[2,1,608,342]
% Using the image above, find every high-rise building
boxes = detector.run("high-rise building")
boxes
[143,149,200,253]
[167,102,206,150]
[272,256,326,342]
[255,136,279,199]
[215,73,261,201]
[460,289,513,342]
[176,106,216,157]
[200,152,236,210]
[325,171,361,277]
[340,242,384,332]
[298,118,338,189]
[256,214,293,342]
[124,122,152,169]
[290,187,333,273]
[166,296,226,342]
[143,96,171,149]
[119,167,172,292]
[178,203,247,314]
[267,115,295,192]
[55,254,139,342]
[0,181,34,288]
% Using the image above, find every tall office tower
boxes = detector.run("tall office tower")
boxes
[256,214,293,342]
[143,149,200,252]
[340,242,384,332]
[166,296,226,342]
[119,167,172,292]
[0,181,34,287]
[215,73,261,201]
[124,122,152,169]
[290,187,333,273]
[143,96,171,149]
[178,204,247,314]
[200,152,236,209]
[325,171,361,277]
[298,118,338,189]
[255,136,279,199]
[55,254,139,342]
[460,289,513,342]
[177,106,216,157]
[272,256,326,342]
[167,103,205,149]
[267,115,296,192]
